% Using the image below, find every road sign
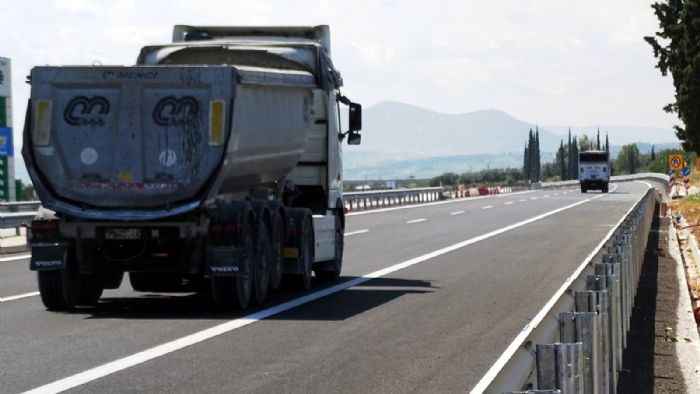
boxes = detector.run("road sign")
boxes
[683,166,691,176]
[669,153,683,172]
[668,168,676,176]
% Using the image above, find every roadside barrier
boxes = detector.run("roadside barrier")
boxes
[477,180,662,394]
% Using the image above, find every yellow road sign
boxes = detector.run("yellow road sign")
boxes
[669,153,683,172]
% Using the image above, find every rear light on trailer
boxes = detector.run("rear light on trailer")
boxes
[210,223,223,237]
[33,100,52,146]
[210,222,236,238]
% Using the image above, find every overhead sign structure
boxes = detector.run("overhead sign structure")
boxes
[669,153,683,173]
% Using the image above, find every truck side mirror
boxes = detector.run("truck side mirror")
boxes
[348,132,361,145]
[349,103,362,132]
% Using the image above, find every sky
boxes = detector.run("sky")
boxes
[0,0,680,165]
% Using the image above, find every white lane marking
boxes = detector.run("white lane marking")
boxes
[482,205,493,210]
[346,190,536,216]
[504,201,513,206]
[345,229,370,236]
[0,253,31,262]
[554,193,559,196]
[544,194,550,198]
[450,211,465,216]
[406,218,427,224]
[0,292,40,302]
[530,197,538,200]
[519,199,527,202]
[26,186,616,394]
[471,185,634,394]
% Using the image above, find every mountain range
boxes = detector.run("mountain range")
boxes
[344,101,680,180]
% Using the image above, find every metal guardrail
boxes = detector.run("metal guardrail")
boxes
[474,175,667,393]
[344,187,443,211]
[0,201,40,234]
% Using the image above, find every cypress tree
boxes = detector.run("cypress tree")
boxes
[535,127,541,182]
[523,144,530,180]
[559,140,567,180]
[572,137,579,179]
[596,128,601,150]
[605,132,609,153]
[651,145,656,161]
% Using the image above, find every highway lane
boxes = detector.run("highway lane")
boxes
[0,183,648,393]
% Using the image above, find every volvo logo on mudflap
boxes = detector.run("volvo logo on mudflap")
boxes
[152,96,200,126]
[64,96,110,126]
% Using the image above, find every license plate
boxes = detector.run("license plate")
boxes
[105,228,141,240]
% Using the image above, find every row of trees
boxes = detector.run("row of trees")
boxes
[525,128,610,182]
[429,168,525,187]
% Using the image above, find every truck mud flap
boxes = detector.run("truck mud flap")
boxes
[206,246,246,277]
[30,244,68,271]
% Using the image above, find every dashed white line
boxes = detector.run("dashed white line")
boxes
[450,211,465,216]
[345,229,370,236]
[26,185,612,394]
[406,218,427,224]
[0,292,39,303]
[519,199,527,202]
[0,253,31,262]
[482,205,493,210]
[544,194,550,198]
[504,201,514,205]
[530,197,538,200]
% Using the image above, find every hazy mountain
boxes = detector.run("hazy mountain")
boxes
[352,101,562,156]
[344,101,681,180]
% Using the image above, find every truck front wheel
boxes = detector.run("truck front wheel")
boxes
[314,214,343,282]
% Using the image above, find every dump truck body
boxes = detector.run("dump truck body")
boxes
[24,25,362,310]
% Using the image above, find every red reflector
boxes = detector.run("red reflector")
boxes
[210,223,223,236]
[287,228,297,239]
[224,223,236,234]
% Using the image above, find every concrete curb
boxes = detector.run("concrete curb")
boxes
[668,214,700,390]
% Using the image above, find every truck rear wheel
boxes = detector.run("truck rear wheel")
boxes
[314,214,343,282]
[37,268,82,311]
[211,217,254,309]
[288,213,314,291]
[269,211,285,291]
[253,222,271,305]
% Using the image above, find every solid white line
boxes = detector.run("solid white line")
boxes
[0,253,31,262]
[470,184,631,394]
[346,190,535,216]
[450,211,465,216]
[0,292,39,302]
[482,205,493,209]
[504,201,513,205]
[26,189,613,394]
[406,218,427,224]
[344,229,370,236]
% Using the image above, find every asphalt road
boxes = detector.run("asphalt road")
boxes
[0,182,652,393]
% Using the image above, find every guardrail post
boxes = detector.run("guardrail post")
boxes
[594,263,622,387]
[536,342,584,393]
[560,312,602,394]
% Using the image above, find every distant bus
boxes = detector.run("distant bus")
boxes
[579,150,610,193]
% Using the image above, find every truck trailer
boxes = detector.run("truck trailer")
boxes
[23,25,362,310]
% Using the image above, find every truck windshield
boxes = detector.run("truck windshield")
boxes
[579,151,608,163]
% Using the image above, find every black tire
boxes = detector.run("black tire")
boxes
[581,185,587,193]
[252,224,271,305]
[37,267,81,311]
[211,219,254,309]
[268,212,285,291]
[78,276,104,306]
[291,214,314,290]
[314,214,343,282]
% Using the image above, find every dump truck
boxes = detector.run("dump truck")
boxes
[23,25,362,310]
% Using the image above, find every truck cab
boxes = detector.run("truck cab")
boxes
[578,150,610,193]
